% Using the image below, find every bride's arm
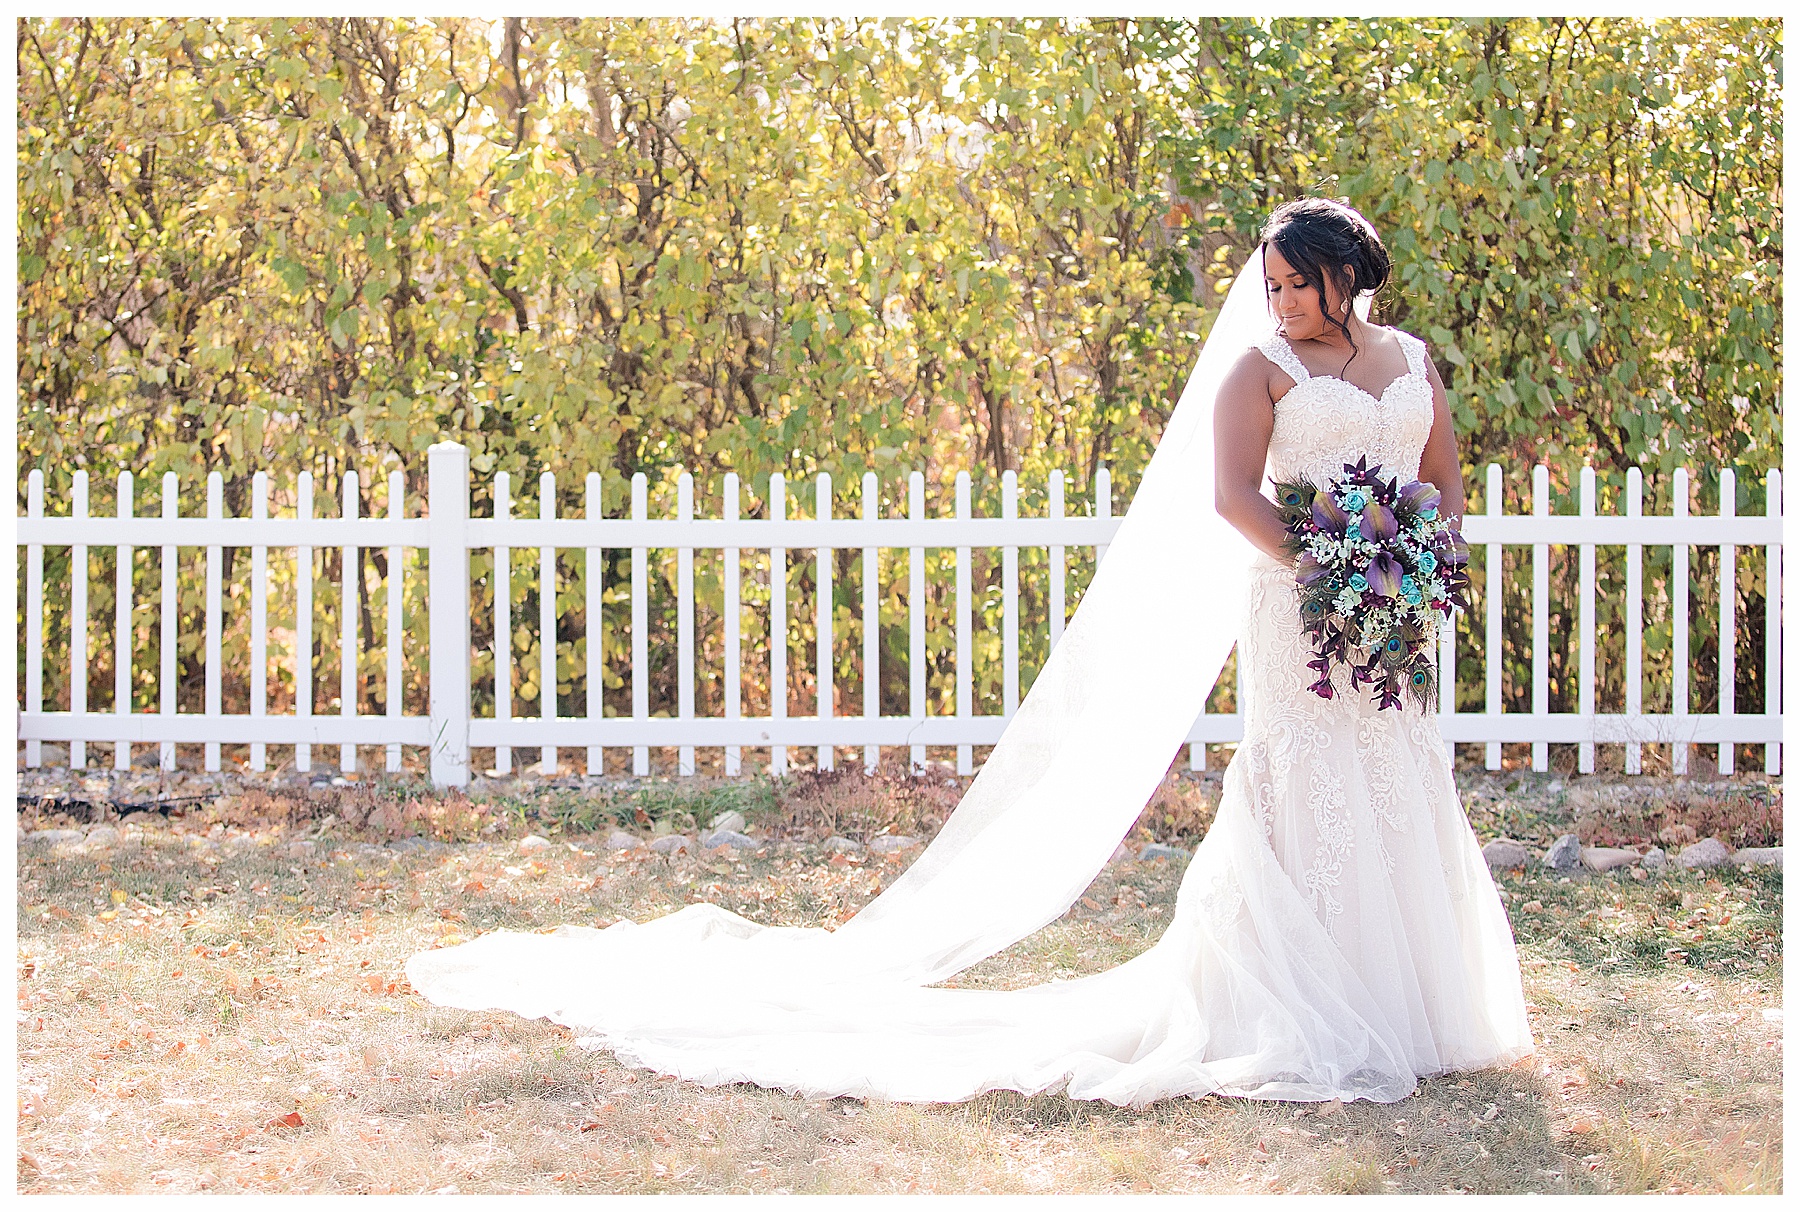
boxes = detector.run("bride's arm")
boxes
[1416,353,1467,528]
[1213,349,1296,565]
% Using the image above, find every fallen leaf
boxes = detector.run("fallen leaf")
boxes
[266,1111,304,1130]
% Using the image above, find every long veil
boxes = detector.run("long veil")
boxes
[407,248,1296,1089]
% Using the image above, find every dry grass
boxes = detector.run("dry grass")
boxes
[14,772,1783,1195]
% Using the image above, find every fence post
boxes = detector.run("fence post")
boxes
[428,442,471,787]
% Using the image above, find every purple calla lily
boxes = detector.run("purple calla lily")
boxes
[1398,480,1441,515]
[1366,552,1405,597]
[1358,501,1399,542]
[1310,491,1350,535]
[1295,552,1332,588]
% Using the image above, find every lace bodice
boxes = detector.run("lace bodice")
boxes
[1258,328,1434,488]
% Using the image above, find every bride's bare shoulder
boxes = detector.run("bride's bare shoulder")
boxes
[1221,345,1283,406]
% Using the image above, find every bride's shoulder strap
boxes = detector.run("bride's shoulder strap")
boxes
[1254,333,1310,385]
[1393,328,1429,377]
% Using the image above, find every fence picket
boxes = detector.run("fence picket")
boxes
[1531,464,1548,773]
[26,470,43,768]
[206,472,223,772]
[71,472,88,770]
[1719,467,1736,775]
[770,473,787,776]
[955,471,972,776]
[160,472,178,772]
[250,472,267,772]
[862,472,879,774]
[541,471,559,778]
[908,472,925,773]
[1095,468,1112,568]
[1766,470,1782,776]
[816,473,833,773]
[340,471,359,774]
[493,472,512,776]
[585,472,604,777]
[115,472,134,772]
[723,473,741,777]
[1625,467,1643,774]
[1049,469,1066,651]
[1672,467,1690,774]
[632,472,649,777]
[1003,470,1019,719]
[386,471,404,773]
[296,472,313,774]
[1485,463,1502,771]
[678,472,695,777]
[1579,466,1596,774]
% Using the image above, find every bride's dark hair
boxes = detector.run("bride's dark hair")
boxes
[1259,198,1391,367]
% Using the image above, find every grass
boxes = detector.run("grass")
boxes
[14,770,1783,1194]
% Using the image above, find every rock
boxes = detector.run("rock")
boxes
[708,810,748,835]
[1676,837,1732,870]
[84,825,119,848]
[118,811,158,828]
[606,830,645,851]
[1541,834,1582,872]
[868,835,921,855]
[823,836,863,854]
[284,840,317,858]
[1108,841,1134,864]
[1138,843,1191,863]
[1641,846,1668,870]
[390,837,447,855]
[701,829,757,852]
[516,835,553,854]
[1733,846,1782,871]
[1581,847,1642,873]
[28,829,84,845]
[649,834,692,855]
[1482,839,1532,872]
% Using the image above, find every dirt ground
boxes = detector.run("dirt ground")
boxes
[13,767,1784,1194]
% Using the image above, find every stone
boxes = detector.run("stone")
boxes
[1733,846,1782,871]
[1481,839,1532,872]
[390,837,447,855]
[606,830,645,851]
[1641,846,1668,870]
[28,829,84,845]
[84,825,119,848]
[1676,837,1732,870]
[708,810,748,835]
[701,829,757,852]
[1580,847,1642,873]
[649,834,693,855]
[823,836,863,853]
[1541,834,1582,872]
[868,835,921,855]
[517,835,553,853]
[1108,841,1134,864]
[1138,843,1191,863]
[284,840,318,858]
[118,811,158,828]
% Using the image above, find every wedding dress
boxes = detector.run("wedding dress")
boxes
[407,256,1534,1107]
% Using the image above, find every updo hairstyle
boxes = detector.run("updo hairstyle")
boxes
[1259,197,1391,365]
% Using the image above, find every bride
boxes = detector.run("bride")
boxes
[408,198,1534,1107]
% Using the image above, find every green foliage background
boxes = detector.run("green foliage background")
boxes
[16,17,1782,765]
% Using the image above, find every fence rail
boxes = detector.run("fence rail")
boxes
[17,443,1782,785]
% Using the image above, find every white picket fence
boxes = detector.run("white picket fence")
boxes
[17,443,1782,786]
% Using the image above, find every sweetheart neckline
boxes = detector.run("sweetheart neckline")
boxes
[1264,330,1423,405]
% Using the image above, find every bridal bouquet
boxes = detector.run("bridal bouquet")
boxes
[1272,458,1471,710]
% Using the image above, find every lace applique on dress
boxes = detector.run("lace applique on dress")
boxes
[1302,740,1351,937]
